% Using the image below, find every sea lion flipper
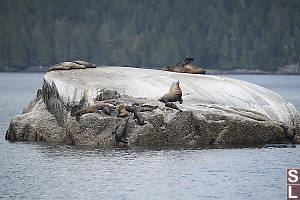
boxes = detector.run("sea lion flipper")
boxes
[183,58,194,65]
[112,125,118,135]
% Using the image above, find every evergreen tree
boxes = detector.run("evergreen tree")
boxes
[0,0,299,71]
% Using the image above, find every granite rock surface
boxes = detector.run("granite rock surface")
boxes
[6,67,300,146]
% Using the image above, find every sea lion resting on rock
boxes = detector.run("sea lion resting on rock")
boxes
[280,120,297,142]
[89,102,115,115]
[48,60,97,71]
[75,107,101,121]
[165,102,182,112]
[183,64,206,74]
[125,104,158,113]
[162,58,206,74]
[89,102,115,111]
[141,105,159,110]
[162,66,190,73]
[125,105,136,112]
[118,103,129,117]
[75,102,114,121]
[112,117,129,145]
[73,60,96,68]
[49,62,86,71]
[159,81,183,104]
[162,65,206,74]
[133,109,146,125]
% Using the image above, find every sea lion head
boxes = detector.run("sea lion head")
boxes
[162,66,172,71]
[103,107,111,115]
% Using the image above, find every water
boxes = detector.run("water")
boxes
[0,73,300,200]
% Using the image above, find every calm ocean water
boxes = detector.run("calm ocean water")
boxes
[0,73,299,200]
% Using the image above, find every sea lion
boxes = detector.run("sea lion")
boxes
[48,62,86,71]
[89,102,115,110]
[125,104,158,112]
[132,102,142,107]
[73,60,96,68]
[125,105,136,112]
[118,103,129,117]
[102,106,111,115]
[141,105,159,110]
[139,107,153,112]
[75,107,101,121]
[104,100,118,106]
[162,58,206,74]
[90,102,114,115]
[133,109,146,125]
[162,66,190,73]
[159,81,183,104]
[280,120,297,143]
[165,102,182,112]
[183,64,206,74]
[112,117,129,145]
[75,102,114,120]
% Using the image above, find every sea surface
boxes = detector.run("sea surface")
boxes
[0,73,299,200]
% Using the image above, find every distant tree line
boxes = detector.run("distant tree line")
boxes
[0,0,299,71]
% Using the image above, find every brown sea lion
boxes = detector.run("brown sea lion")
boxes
[141,105,159,110]
[118,103,129,117]
[162,65,206,74]
[102,107,111,115]
[112,117,129,145]
[132,102,142,107]
[125,104,158,112]
[48,62,86,71]
[162,58,206,74]
[162,66,190,73]
[73,60,97,68]
[165,102,182,112]
[159,81,183,104]
[89,102,115,110]
[133,109,146,125]
[75,102,114,120]
[139,107,153,112]
[125,105,136,112]
[90,102,114,115]
[183,64,206,74]
[75,107,101,121]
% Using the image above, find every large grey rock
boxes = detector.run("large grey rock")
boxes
[5,67,300,146]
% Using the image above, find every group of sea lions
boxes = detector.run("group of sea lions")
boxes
[111,81,184,145]
[110,81,184,145]
[48,60,96,71]
[162,58,206,74]
[49,58,205,74]
[73,99,160,145]
[72,80,184,146]
[63,57,200,146]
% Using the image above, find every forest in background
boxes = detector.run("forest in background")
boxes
[0,0,300,71]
